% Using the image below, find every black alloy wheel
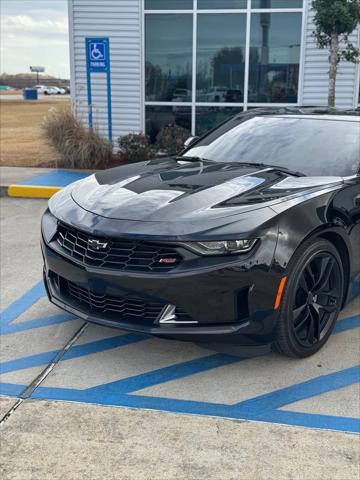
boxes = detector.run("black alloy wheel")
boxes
[274,239,344,358]
[292,252,342,347]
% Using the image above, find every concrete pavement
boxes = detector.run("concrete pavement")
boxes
[2,398,359,480]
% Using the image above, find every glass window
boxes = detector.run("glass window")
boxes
[248,13,301,103]
[146,106,192,143]
[185,116,360,177]
[251,1,303,8]
[196,107,243,136]
[145,0,193,9]
[197,14,246,103]
[145,15,193,102]
[198,0,247,8]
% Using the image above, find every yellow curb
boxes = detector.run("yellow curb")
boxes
[8,185,62,199]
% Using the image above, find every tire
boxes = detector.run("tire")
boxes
[273,238,344,358]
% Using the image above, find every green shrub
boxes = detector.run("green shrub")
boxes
[118,133,155,163]
[155,123,191,155]
[42,107,114,169]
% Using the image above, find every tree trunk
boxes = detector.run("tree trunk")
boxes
[328,33,339,108]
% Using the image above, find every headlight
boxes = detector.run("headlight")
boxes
[41,209,58,243]
[180,239,258,256]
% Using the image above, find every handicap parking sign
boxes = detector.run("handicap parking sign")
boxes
[87,38,108,72]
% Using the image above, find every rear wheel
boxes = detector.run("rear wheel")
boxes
[273,239,344,358]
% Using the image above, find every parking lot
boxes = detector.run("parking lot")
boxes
[1,197,359,479]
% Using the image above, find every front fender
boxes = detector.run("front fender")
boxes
[271,191,352,275]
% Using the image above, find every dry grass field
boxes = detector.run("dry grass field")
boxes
[0,89,21,96]
[0,99,69,167]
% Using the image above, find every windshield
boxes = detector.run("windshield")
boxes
[184,116,360,177]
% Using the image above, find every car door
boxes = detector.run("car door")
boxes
[331,172,360,295]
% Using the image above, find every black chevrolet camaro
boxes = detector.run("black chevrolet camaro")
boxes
[41,108,360,358]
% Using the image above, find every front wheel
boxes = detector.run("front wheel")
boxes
[273,239,344,358]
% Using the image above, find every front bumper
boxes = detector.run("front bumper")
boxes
[41,228,281,346]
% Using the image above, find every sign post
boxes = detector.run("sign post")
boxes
[30,66,45,84]
[85,38,112,141]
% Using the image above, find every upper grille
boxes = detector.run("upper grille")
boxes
[56,223,182,272]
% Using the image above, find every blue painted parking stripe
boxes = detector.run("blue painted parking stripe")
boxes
[252,410,360,433]
[2,313,75,335]
[334,314,360,333]
[0,333,147,374]
[233,364,360,412]
[18,170,89,187]
[87,353,242,395]
[1,281,45,328]
[1,281,359,434]
[0,279,76,335]
[1,351,63,375]
[0,383,26,397]
[62,332,147,360]
[28,386,360,434]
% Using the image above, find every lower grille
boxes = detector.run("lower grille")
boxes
[66,279,164,322]
[54,276,193,325]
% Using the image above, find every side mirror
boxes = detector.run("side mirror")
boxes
[184,136,199,148]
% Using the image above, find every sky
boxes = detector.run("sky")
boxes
[0,0,69,78]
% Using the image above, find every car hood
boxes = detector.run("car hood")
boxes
[68,158,343,223]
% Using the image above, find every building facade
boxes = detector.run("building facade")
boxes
[68,0,360,141]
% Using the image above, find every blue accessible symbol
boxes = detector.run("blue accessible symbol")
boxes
[90,42,105,61]
[88,39,108,72]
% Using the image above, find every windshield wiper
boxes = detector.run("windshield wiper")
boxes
[236,162,306,177]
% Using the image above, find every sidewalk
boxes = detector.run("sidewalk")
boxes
[0,166,91,198]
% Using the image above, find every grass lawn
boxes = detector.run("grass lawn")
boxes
[0,99,69,167]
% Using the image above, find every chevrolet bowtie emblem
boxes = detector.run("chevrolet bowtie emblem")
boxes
[88,239,108,250]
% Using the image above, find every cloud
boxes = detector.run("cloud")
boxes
[2,14,68,35]
[0,1,69,78]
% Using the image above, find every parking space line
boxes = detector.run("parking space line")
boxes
[333,314,360,333]
[16,170,89,187]
[1,280,76,335]
[246,410,360,433]
[234,364,360,411]
[1,333,148,374]
[28,383,360,434]
[0,383,26,397]
[2,310,355,378]
[1,281,45,326]
[1,281,359,434]
[2,313,75,335]
[87,353,243,395]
